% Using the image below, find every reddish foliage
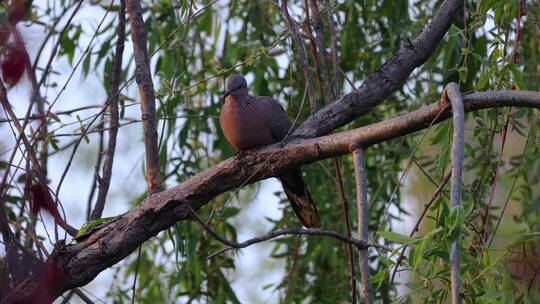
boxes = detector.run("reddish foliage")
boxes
[27,183,63,224]
[0,26,10,47]
[6,252,64,304]
[32,255,64,304]
[508,244,540,288]
[0,258,13,298]
[7,0,30,25]
[1,42,29,87]
[5,241,41,284]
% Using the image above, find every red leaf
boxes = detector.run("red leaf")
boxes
[0,26,10,47]
[1,42,29,87]
[6,241,41,284]
[27,183,63,224]
[7,0,31,25]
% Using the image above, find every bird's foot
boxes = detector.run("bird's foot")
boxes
[234,150,248,158]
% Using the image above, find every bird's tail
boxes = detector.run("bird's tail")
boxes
[279,168,321,228]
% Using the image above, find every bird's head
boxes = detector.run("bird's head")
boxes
[224,74,248,99]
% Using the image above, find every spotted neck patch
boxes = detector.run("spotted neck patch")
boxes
[243,94,256,106]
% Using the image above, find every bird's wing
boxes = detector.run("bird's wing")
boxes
[259,96,293,141]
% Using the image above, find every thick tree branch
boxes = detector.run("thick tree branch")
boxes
[126,0,162,192]
[353,148,372,303]
[295,0,463,137]
[3,89,539,302]
[445,83,465,304]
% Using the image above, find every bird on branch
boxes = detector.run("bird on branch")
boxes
[220,74,321,228]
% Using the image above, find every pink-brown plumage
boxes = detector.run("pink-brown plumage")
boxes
[220,75,320,227]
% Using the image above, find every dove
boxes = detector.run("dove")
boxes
[220,74,320,227]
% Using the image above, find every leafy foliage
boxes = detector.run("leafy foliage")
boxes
[0,0,539,303]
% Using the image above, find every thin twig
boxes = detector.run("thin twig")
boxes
[280,0,317,113]
[324,0,340,94]
[126,0,163,192]
[86,119,105,220]
[480,114,509,244]
[308,0,334,100]
[333,158,357,303]
[302,0,324,105]
[444,83,465,304]
[489,114,537,248]
[131,245,142,304]
[52,0,115,221]
[283,236,302,303]
[36,0,85,89]
[389,171,452,284]
[185,204,386,259]
[509,0,525,63]
[352,148,372,303]
[91,0,126,220]
[0,80,77,237]
[32,1,79,71]
[373,105,447,236]
[73,289,96,304]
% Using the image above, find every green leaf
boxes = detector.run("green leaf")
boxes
[377,231,420,244]
[76,216,118,238]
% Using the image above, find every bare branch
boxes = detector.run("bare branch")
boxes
[280,0,317,113]
[86,120,104,220]
[444,83,465,304]
[0,80,77,237]
[302,0,325,105]
[323,0,340,94]
[35,0,85,88]
[205,228,388,260]
[186,197,386,258]
[308,0,334,100]
[333,158,357,303]
[126,0,162,192]
[353,148,372,303]
[90,0,126,220]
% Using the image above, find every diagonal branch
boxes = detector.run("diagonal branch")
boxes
[3,89,539,303]
[126,0,162,192]
[390,171,452,284]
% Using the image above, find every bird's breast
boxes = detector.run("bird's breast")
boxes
[220,99,275,151]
